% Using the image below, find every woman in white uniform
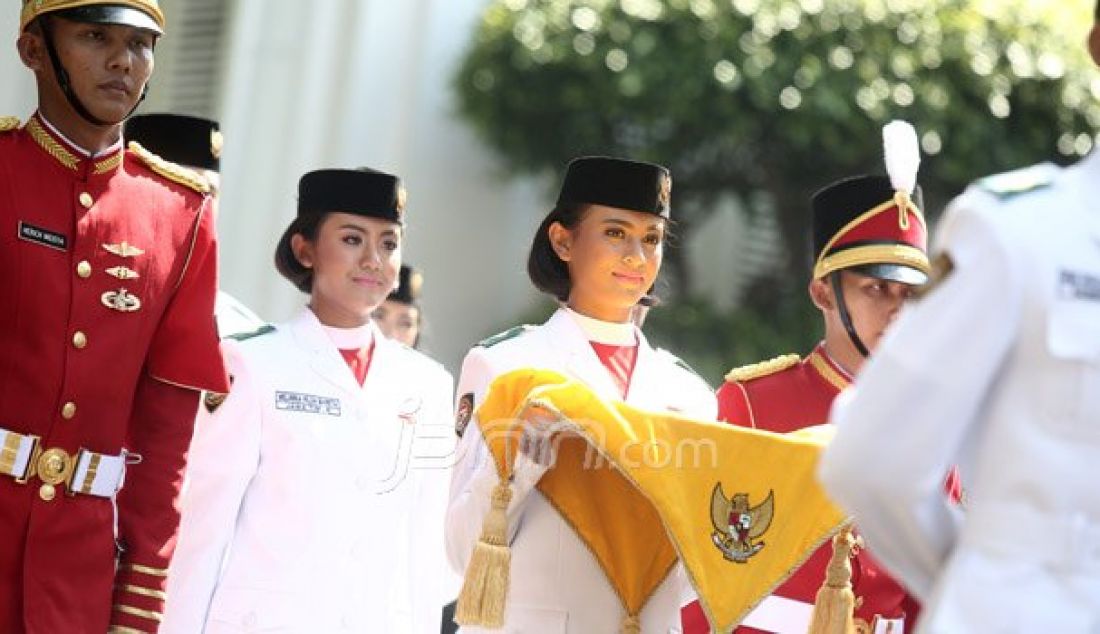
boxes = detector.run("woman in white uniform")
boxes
[446,157,717,633]
[162,169,455,633]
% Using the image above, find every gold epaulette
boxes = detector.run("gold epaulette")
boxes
[0,116,20,132]
[724,354,800,383]
[127,141,210,194]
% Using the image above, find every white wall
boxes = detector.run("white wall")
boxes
[1,10,39,118]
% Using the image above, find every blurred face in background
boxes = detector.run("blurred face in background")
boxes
[372,300,420,347]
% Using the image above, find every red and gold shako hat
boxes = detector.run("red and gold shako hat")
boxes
[20,0,165,34]
[556,156,672,218]
[811,121,929,285]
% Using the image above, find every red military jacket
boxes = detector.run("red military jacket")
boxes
[683,343,920,634]
[0,113,229,633]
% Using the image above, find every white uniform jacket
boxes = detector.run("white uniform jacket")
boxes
[446,308,717,633]
[820,151,1100,633]
[162,309,456,634]
[214,290,265,339]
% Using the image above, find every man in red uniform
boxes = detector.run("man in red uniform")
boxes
[684,128,959,632]
[0,2,229,632]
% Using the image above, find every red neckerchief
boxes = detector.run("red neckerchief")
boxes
[339,339,376,386]
[589,341,639,399]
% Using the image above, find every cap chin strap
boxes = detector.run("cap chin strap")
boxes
[39,16,149,129]
[829,271,870,358]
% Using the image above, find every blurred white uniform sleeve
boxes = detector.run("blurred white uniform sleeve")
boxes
[444,349,550,576]
[162,341,262,633]
[819,192,1023,600]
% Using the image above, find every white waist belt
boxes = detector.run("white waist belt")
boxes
[741,595,904,634]
[0,427,126,497]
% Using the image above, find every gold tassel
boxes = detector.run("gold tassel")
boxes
[621,613,641,634]
[807,524,858,634]
[455,480,514,627]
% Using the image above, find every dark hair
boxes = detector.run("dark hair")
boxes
[274,213,326,293]
[526,203,663,306]
[527,203,585,302]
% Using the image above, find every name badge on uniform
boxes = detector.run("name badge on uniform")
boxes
[1058,269,1100,302]
[275,391,342,416]
[18,221,67,251]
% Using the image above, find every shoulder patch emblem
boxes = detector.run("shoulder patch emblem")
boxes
[912,252,955,300]
[226,323,275,342]
[203,390,228,413]
[128,141,211,194]
[476,324,534,348]
[0,116,20,132]
[203,374,234,413]
[724,354,800,383]
[976,163,1057,199]
[455,392,474,437]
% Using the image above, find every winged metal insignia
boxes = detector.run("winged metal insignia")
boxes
[105,266,140,280]
[102,241,144,258]
[710,483,774,563]
[101,288,142,313]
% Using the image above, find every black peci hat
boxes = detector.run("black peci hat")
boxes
[274,168,407,292]
[296,168,406,223]
[126,114,222,171]
[811,175,929,285]
[556,156,672,218]
[388,265,422,306]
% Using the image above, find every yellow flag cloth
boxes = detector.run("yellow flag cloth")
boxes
[471,368,847,631]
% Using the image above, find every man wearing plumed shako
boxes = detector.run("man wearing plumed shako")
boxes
[684,122,957,634]
[0,1,228,632]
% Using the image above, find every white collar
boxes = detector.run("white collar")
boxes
[39,112,123,158]
[563,306,637,346]
[310,308,376,349]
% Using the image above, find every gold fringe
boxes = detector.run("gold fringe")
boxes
[621,613,641,634]
[455,480,513,628]
[724,354,800,383]
[128,141,210,194]
[94,152,124,174]
[807,524,858,634]
[26,117,78,170]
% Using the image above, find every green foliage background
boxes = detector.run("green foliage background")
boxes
[457,0,1100,383]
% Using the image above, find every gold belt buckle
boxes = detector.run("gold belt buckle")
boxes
[36,447,75,487]
[24,446,78,500]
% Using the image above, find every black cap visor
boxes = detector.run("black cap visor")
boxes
[848,263,928,286]
[53,5,162,34]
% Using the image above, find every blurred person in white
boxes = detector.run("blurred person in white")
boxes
[820,5,1100,631]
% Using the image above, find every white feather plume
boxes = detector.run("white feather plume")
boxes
[882,120,920,195]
